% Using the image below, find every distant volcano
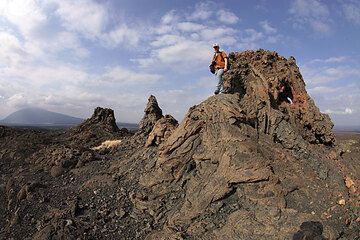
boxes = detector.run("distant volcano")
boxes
[0,107,83,126]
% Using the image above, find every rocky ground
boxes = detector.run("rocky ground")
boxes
[0,50,359,240]
[336,132,360,186]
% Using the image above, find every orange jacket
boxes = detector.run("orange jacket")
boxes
[212,51,228,69]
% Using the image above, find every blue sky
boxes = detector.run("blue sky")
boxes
[0,0,359,126]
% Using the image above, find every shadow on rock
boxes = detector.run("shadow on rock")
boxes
[293,221,326,240]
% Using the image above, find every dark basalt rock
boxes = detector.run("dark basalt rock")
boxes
[74,107,119,134]
[66,107,129,148]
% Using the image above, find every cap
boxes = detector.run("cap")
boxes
[212,43,219,48]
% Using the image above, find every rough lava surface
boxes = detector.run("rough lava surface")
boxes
[0,50,359,240]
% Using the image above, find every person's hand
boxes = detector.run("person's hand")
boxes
[224,68,228,72]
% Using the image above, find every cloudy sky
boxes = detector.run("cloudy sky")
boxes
[0,0,359,126]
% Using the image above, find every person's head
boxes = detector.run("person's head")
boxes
[212,43,220,52]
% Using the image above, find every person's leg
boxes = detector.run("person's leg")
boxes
[214,69,220,94]
[216,69,224,93]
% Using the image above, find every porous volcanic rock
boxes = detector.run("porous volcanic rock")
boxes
[139,95,163,134]
[224,49,335,146]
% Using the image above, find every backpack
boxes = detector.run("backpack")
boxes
[209,60,216,74]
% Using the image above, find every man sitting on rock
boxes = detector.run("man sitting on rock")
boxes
[211,43,228,95]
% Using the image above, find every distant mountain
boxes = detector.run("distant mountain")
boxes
[334,125,360,132]
[0,107,139,129]
[116,122,139,130]
[0,107,83,126]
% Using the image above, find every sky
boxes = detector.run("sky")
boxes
[0,0,359,126]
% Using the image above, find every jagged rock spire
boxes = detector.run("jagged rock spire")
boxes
[139,95,163,133]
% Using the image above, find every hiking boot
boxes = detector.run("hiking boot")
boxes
[214,90,219,95]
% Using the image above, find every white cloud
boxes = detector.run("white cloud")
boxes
[0,60,165,122]
[342,1,360,26]
[49,0,141,49]
[289,0,329,19]
[150,34,186,47]
[289,0,331,35]
[0,31,25,66]
[300,56,360,85]
[242,29,264,42]
[309,19,330,34]
[187,2,214,21]
[52,0,107,39]
[153,88,210,120]
[31,31,90,59]
[302,57,360,125]
[309,56,348,64]
[133,3,246,73]
[101,25,140,48]
[0,0,47,36]
[217,9,240,24]
[154,40,211,71]
[259,20,277,34]
[0,1,90,62]
[100,66,162,85]
[302,65,360,84]
[324,108,354,115]
[177,22,205,32]
[308,86,338,94]
[237,29,264,49]
[266,35,280,44]
[161,10,179,24]
[200,27,238,44]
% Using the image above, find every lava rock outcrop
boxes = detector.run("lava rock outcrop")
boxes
[1,50,358,240]
[224,49,335,146]
[137,50,358,239]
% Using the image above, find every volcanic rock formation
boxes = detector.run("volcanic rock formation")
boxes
[224,50,335,146]
[137,50,358,239]
[145,114,178,147]
[0,50,359,240]
[139,95,163,134]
